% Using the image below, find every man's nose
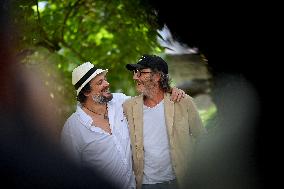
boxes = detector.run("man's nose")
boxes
[103,80,109,87]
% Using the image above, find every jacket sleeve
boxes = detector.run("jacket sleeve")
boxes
[187,96,206,138]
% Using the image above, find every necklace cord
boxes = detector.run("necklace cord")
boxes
[84,106,109,119]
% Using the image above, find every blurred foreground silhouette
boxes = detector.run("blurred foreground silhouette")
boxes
[0,2,116,188]
[147,1,269,188]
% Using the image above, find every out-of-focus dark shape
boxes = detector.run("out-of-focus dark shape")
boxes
[0,1,116,188]
[177,79,212,97]
[185,74,261,189]
[166,54,212,97]
[144,0,270,188]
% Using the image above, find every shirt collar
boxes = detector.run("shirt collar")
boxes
[75,98,116,131]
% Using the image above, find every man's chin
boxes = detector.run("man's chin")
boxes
[93,93,113,104]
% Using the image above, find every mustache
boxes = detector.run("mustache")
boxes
[101,87,110,93]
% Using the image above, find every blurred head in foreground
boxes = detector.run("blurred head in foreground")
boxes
[0,2,116,188]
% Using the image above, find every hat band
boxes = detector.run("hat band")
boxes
[74,67,97,90]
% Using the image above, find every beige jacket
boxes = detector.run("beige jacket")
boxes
[123,93,205,189]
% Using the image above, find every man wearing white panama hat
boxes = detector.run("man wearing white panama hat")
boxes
[61,62,185,189]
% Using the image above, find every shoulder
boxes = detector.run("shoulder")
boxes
[64,113,77,125]
[123,95,142,107]
[62,107,86,132]
[62,113,78,134]
[181,94,194,103]
[109,93,130,106]
[123,95,143,114]
[112,93,130,101]
[111,93,131,103]
[63,112,80,127]
[165,92,193,104]
[172,93,196,107]
[178,95,200,114]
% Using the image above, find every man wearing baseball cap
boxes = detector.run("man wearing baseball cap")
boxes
[124,54,205,189]
[61,61,185,189]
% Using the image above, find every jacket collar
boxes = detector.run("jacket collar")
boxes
[164,93,174,136]
[132,95,144,146]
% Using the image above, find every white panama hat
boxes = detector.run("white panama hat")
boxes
[72,62,108,95]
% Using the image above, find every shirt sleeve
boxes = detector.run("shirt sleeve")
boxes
[61,120,81,164]
[112,93,131,103]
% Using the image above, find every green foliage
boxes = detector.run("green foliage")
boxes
[10,0,164,127]
[198,105,217,128]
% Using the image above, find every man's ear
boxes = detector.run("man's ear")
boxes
[83,90,92,97]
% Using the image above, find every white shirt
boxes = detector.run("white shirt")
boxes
[61,93,135,189]
[142,100,176,184]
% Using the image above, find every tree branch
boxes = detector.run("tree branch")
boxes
[61,0,84,41]
[34,0,59,51]
[60,40,87,62]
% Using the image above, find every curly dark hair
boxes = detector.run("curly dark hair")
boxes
[151,69,171,93]
[76,82,92,103]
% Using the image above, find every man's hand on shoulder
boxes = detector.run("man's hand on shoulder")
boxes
[170,87,186,102]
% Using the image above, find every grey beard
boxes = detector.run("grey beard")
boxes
[141,80,158,98]
[92,94,112,104]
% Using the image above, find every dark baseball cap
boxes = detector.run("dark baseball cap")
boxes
[126,54,168,74]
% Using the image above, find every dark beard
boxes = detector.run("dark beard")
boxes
[92,94,113,104]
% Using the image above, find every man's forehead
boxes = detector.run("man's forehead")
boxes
[91,72,107,82]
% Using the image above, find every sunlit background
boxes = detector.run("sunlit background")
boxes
[11,0,216,132]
